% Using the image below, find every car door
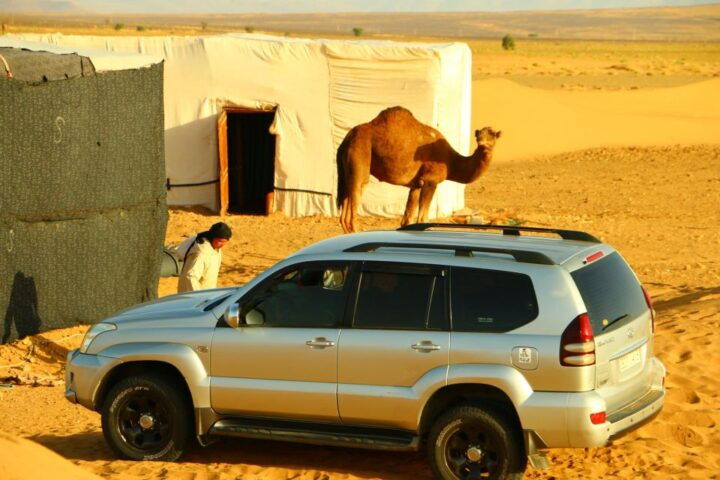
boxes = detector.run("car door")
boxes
[337,262,449,430]
[210,261,354,422]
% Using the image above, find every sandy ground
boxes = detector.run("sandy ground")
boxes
[1,75,720,478]
[0,431,101,480]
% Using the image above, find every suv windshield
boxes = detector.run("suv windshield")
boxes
[571,252,648,334]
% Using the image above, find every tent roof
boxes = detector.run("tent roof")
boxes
[0,46,95,82]
[0,37,162,72]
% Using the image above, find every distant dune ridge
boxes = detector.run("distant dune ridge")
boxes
[3,3,720,40]
[472,78,720,161]
[1,0,718,14]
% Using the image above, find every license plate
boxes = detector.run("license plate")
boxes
[618,348,642,373]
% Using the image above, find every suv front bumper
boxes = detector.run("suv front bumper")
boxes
[64,348,120,410]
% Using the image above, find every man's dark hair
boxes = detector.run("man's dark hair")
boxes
[198,222,232,243]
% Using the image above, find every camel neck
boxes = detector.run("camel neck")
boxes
[447,146,493,183]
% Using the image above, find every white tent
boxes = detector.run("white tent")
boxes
[6,33,472,218]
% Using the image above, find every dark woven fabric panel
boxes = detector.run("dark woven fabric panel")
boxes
[0,47,95,82]
[0,62,167,344]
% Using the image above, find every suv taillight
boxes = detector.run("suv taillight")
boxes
[641,285,655,333]
[560,313,595,367]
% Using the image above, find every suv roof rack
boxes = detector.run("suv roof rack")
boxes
[398,223,601,243]
[343,242,554,265]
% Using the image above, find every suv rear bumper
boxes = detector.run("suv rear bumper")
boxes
[519,356,665,448]
[607,387,663,441]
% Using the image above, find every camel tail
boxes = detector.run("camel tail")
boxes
[336,134,350,209]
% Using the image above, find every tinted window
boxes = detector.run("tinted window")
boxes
[354,270,442,330]
[451,267,538,332]
[427,275,448,330]
[571,252,647,334]
[244,265,349,327]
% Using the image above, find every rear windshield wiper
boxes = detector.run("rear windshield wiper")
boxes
[603,313,629,330]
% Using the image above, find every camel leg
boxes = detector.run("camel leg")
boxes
[340,197,351,233]
[347,181,366,233]
[345,134,371,233]
[401,187,421,227]
[341,168,368,234]
[417,181,438,224]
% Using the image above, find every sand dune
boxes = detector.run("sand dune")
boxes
[473,78,720,161]
[0,431,101,480]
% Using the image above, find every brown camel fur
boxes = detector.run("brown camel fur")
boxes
[336,106,501,233]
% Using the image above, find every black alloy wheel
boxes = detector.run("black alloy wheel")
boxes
[116,389,172,452]
[101,373,191,461]
[428,405,525,480]
[443,419,501,478]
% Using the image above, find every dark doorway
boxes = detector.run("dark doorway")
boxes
[223,110,276,214]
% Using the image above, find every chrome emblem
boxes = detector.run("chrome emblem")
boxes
[627,328,635,339]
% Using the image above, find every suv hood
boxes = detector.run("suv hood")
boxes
[110,287,239,324]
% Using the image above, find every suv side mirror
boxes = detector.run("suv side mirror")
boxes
[226,303,241,328]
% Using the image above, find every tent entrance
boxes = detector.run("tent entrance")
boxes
[217,108,276,215]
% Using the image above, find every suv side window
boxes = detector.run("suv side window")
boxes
[450,266,538,333]
[353,263,447,330]
[243,263,351,327]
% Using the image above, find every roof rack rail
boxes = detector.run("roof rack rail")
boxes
[343,242,554,265]
[398,223,600,243]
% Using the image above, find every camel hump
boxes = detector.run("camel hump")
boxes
[372,106,416,124]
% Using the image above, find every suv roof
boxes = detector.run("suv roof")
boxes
[293,223,607,266]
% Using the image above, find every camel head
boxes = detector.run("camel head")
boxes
[474,127,502,151]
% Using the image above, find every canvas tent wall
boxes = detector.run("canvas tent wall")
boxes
[0,40,166,343]
[10,33,472,219]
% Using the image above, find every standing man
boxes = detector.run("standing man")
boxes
[177,222,232,292]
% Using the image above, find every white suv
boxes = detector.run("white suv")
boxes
[65,223,665,480]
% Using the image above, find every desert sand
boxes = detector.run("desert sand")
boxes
[2,69,720,479]
[0,431,101,480]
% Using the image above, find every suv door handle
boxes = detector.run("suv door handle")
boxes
[306,337,336,348]
[412,341,441,352]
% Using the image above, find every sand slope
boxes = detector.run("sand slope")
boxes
[0,432,101,480]
[473,78,720,161]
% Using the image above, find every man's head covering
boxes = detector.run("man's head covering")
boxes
[208,222,232,240]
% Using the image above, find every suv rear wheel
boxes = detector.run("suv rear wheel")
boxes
[101,373,191,461]
[427,405,525,480]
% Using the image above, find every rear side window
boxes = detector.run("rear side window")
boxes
[571,252,647,334]
[450,267,538,332]
[353,267,446,330]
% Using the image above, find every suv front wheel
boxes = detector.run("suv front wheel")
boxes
[428,405,525,480]
[101,373,191,461]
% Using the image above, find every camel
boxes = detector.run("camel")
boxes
[336,106,501,233]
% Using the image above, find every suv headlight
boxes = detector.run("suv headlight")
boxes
[79,323,116,354]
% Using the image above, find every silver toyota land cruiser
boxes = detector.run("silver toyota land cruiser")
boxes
[65,224,665,480]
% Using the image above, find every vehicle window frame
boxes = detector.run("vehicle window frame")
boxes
[348,261,449,331]
[449,266,539,333]
[229,260,358,329]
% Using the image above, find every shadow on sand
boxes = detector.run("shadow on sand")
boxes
[30,432,433,479]
[2,271,42,344]
[653,286,720,313]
